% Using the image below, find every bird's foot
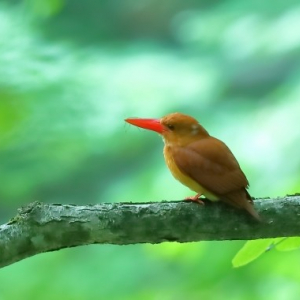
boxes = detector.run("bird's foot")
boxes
[184,193,204,205]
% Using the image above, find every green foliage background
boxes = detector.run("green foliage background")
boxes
[0,0,300,299]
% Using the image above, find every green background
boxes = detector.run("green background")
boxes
[0,0,300,299]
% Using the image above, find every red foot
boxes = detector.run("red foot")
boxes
[184,193,204,205]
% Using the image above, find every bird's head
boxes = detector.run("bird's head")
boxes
[125,112,209,146]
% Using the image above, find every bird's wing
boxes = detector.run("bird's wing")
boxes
[172,137,249,196]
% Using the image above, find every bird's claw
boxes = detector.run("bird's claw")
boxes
[184,193,204,205]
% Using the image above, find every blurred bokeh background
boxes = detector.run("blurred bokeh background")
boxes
[0,0,300,299]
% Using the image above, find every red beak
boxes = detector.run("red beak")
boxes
[125,118,164,134]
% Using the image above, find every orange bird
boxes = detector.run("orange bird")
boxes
[125,112,260,220]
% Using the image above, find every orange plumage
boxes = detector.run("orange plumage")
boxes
[125,112,260,220]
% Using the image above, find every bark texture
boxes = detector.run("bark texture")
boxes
[0,195,299,268]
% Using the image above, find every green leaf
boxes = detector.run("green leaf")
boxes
[276,237,300,251]
[232,239,278,268]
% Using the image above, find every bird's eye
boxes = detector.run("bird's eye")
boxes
[166,124,175,131]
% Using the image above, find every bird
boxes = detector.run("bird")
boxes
[125,112,260,220]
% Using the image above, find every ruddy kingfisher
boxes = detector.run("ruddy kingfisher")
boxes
[125,112,260,220]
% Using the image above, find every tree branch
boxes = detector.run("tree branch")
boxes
[0,195,299,268]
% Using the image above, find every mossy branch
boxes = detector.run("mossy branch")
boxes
[0,195,299,268]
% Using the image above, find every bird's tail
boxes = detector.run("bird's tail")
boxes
[222,190,261,221]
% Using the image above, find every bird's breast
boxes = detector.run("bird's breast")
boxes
[163,145,219,200]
